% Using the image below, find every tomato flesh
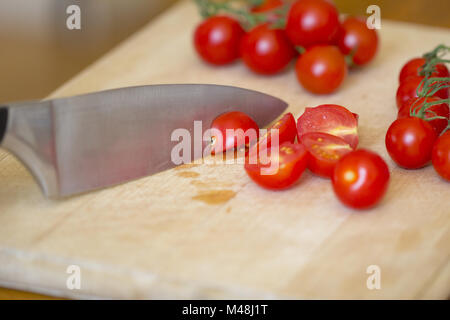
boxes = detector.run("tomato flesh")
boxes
[245,142,308,190]
[300,132,353,178]
[194,16,245,66]
[399,57,449,84]
[337,16,379,66]
[332,149,390,209]
[385,117,438,169]
[286,0,339,47]
[398,97,450,135]
[210,111,259,154]
[432,131,450,181]
[295,45,347,94]
[253,113,297,153]
[240,23,295,75]
[297,104,359,149]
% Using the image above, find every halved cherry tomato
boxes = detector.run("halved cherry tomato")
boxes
[385,117,438,169]
[297,104,359,149]
[337,16,379,66]
[210,111,259,154]
[295,45,347,94]
[396,75,449,109]
[286,0,339,47]
[432,131,450,181]
[300,132,353,178]
[251,0,283,13]
[398,97,450,135]
[352,112,360,124]
[399,57,449,84]
[256,112,297,149]
[240,23,296,75]
[194,16,245,65]
[245,142,308,190]
[332,149,390,209]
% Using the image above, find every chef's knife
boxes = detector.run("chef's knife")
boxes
[0,84,287,198]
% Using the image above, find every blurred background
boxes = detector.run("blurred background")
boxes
[0,0,449,103]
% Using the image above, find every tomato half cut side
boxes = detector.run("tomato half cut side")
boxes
[300,132,353,178]
[252,112,297,155]
[297,104,359,149]
[245,142,308,190]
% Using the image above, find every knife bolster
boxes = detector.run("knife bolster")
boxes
[0,106,8,145]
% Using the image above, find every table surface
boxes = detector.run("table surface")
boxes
[1,0,450,300]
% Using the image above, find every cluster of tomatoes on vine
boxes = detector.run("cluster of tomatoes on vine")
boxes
[386,45,450,181]
[210,105,389,211]
[193,0,378,94]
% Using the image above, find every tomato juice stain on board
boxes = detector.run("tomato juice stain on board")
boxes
[174,163,200,171]
[192,190,236,205]
[176,171,200,178]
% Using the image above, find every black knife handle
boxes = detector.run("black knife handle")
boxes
[0,106,8,145]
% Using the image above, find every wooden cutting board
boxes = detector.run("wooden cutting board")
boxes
[0,0,449,299]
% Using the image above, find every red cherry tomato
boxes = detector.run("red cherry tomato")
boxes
[300,132,353,178]
[210,111,259,154]
[295,45,347,94]
[245,142,308,190]
[253,113,297,153]
[297,104,359,149]
[194,16,245,65]
[251,0,283,13]
[396,75,449,109]
[286,0,339,47]
[337,16,379,66]
[332,149,390,210]
[240,24,296,75]
[399,57,449,84]
[398,97,450,135]
[385,117,438,169]
[432,131,450,181]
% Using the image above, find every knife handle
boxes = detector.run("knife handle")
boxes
[0,106,8,145]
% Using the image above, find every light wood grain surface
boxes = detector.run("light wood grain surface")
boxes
[0,0,449,299]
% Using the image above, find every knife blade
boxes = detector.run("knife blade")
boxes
[0,84,288,198]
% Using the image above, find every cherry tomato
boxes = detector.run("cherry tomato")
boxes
[399,57,449,84]
[432,131,450,181]
[210,111,259,154]
[385,117,438,169]
[332,149,390,210]
[194,16,245,65]
[337,16,379,66]
[396,75,449,109]
[295,45,347,94]
[300,132,353,178]
[398,97,449,135]
[253,113,297,153]
[245,142,308,190]
[251,0,283,13]
[297,104,359,149]
[240,24,296,75]
[286,0,339,47]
